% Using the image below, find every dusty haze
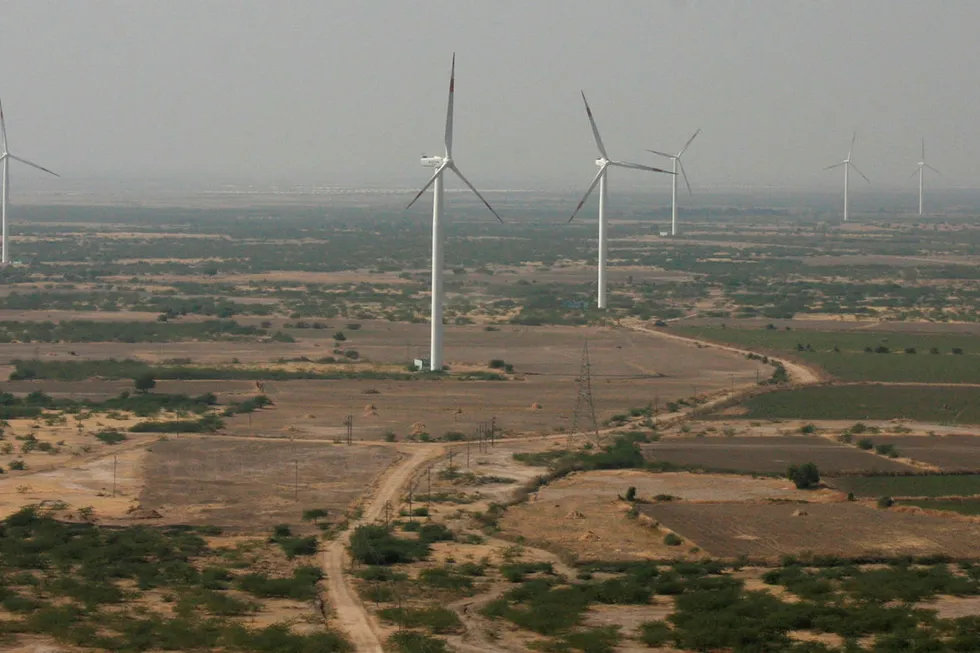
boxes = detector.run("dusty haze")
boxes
[1,1,977,193]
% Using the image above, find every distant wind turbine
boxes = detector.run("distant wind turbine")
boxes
[0,99,59,265]
[406,55,502,372]
[910,138,940,216]
[823,132,869,223]
[647,128,701,236]
[569,92,673,308]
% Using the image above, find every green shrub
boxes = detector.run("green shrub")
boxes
[95,430,128,445]
[387,631,449,653]
[378,607,462,634]
[857,438,874,450]
[787,462,820,489]
[638,621,672,647]
[664,534,683,546]
[349,525,430,565]
[878,496,895,509]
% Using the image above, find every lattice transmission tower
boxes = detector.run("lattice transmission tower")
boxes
[571,340,600,443]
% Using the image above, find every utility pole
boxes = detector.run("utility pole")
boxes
[426,466,432,514]
[294,459,299,501]
[490,416,496,447]
[383,500,391,528]
[466,439,471,468]
[344,414,353,446]
[572,340,600,443]
[408,483,414,522]
[112,454,117,497]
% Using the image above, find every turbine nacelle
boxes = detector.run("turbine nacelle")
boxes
[595,157,607,168]
[421,155,445,168]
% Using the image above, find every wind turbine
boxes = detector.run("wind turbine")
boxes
[406,55,502,372]
[647,128,700,236]
[1,100,59,266]
[910,138,939,216]
[569,92,672,308]
[823,132,869,223]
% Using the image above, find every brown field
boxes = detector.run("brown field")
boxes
[641,436,915,474]
[675,316,980,335]
[863,435,980,472]
[496,468,841,562]
[4,321,766,440]
[639,502,980,559]
[138,438,399,533]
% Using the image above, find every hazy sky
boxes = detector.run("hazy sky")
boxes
[2,1,978,192]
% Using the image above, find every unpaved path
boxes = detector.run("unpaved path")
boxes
[322,445,445,653]
[623,320,823,386]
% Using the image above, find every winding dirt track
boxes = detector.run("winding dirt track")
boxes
[322,445,445,653]
[623,320,823,385]
[318,325,826,652]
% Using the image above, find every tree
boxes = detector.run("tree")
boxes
[787,463,820,490]
[302,508,329,524]
[133,373,156,394]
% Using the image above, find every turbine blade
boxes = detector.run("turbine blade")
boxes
[444,54,455,158]
[610,161,673,174]
[568,166,605,223]
[824,162,844,170]
[678,127,701,157]
[848,131,856,159]
[645,149,674,159]
[909,168,921,181]
[925,163,941,175]
[405,162,448,210]
[921,137,925,161]
[0,98,6,153]
[448,163,503,223]
[8,155,58,177]
[678,159,693,196]
[851,163,870,184]
[580,91,608,159]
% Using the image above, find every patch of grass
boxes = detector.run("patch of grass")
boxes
[736,385,980,423]
[829,474,980,498]
[898,498,980,515]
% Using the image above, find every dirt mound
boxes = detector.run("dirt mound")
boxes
[530,403,543,410]
[410,421,427,436]
[566,510,585,519]
[580,530,601,541]
[791,509,809,517]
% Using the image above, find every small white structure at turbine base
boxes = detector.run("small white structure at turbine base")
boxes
[406,55,502,371]
[0,99,59,265]
[569,92,673,309]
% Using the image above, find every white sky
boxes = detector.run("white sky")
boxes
[1,1,977,191]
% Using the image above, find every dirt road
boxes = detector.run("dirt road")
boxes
[624,320,823,386]
[321,445,445,653]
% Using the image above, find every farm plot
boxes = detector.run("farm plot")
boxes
[859,435,980,472]
[640,502,980,559]
[734,385,980,424]
[828,474,980,498]
[641,437,914,474]
[898,499,980,516]
[139,438,398,533]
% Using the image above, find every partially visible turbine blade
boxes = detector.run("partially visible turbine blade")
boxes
[678,159,693,196]
[851,162,870,184]
[610,161,673,174]
[909,168,921,181]
[645,148,674,160]
[921,137,925,162]
[0,98,6,152]
[678,128,701,157]
[568,166,606,223]
[448,163,503,223]
[8,155,59,177]
[580,91,608,159]
[925,163,941,175]
[824,162,844,171]
[848,132,856,159]
[405,162,448,210]
[444,54,455,158]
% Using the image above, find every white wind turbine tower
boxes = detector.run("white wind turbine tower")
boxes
[823,132,869,223]
[910,138,939,216]
[406,55,502,372]
[568,92,673,308]
[1,99,59,265]
[647,128,700,236]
